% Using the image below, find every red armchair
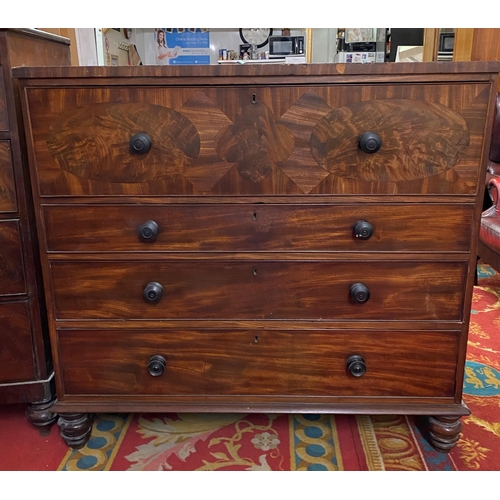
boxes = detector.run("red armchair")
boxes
[479,94,500,270]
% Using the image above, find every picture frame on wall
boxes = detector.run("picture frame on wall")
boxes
[107,53,119,66]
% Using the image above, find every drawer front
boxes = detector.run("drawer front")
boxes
[26,83,489,197]
[50,260,466,321]
[0,301,36,383]
[43,203,474,253]
[0,71,8,131]
[0,220,26,296]
[0,141,16,212]
[57,329,459,398]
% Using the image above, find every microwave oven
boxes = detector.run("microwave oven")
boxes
[268,36,305,58]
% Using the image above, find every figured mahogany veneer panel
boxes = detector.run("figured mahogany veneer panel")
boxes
[25,83,489,197]
[43,203,474,253]
[215,101,295,183]
[0,302,35,383]
[47,102,200,184]
[0,141,16,212]
[310,99,469,182]
[50,260,466,321]
[57,329,459,398]
[0,220,26,295]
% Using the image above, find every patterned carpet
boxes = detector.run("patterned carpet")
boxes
[1,263,500,471]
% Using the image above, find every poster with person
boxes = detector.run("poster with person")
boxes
[154,28,210,65]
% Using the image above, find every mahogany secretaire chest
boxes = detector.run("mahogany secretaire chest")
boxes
[0,29,70,431]
[13,62,500,450]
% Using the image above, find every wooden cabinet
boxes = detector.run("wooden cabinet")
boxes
[0,29,70,432]
[15,61,500,450]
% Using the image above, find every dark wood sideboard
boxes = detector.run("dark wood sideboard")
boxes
[0,29,70,432]
[13,62,500,450]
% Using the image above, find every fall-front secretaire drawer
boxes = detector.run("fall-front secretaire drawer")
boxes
[43,203,474,253]
[57,328,459,398]
[25,83,489,197]
[50,260,466,321]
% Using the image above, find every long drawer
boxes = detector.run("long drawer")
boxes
[43,203,474,253]
[50,260,466,321]
[57,328,459,398]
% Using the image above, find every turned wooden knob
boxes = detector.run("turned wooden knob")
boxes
[346,355,366,377]
[359,132,382,153]
[353,220,373,240]
[350,282,370,303]
[143,282,163,303]
[147,355,167,377]
[130,132,152,154]
[138,220,159,242]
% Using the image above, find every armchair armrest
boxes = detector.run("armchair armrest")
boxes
[485,177,500,215]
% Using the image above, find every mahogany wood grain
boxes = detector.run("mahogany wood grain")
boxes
[0,141,16,212]
[49,260,466,321]
[47,102,200,184]
[24,82,489,197]
[12,61,500,79]
[0,220,26,295]
[51,318,466,332]
[0,301,35,382]
[310,99,469,182]
[0,29,70,415]
[0,70,7,130]
[15,63,500,450]
[51,400,469,416]
[57,329,459,398]
[42,203,474,253]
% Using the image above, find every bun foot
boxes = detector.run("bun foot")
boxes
[58,413,92,449]
[428,415,463,453]
[25,397,57,436]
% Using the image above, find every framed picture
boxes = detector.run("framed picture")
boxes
[239,43,252,60]
[108,54,119,66]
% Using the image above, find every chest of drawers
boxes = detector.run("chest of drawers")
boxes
[15,62,500,450]
[0,29,69,432]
